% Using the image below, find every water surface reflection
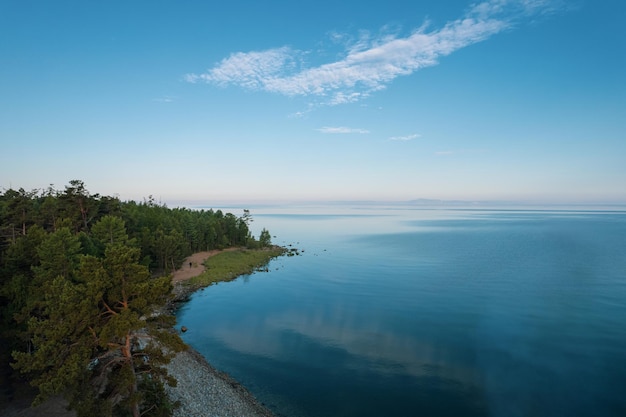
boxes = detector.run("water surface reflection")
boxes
[178,207,626,417]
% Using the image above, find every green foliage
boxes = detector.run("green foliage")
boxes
[187,247,285,288]
[33,227,81,282]
[137,376,180,417]
[13,239,184,415]
[259,228,272,247]
[91,215,129,247]
[0,180,275,416]
[12,274,96,405]
[0,182,260,273]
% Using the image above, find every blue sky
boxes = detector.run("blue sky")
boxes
[1,0,625,205]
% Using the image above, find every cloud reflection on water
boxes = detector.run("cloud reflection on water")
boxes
[209,300,482,391]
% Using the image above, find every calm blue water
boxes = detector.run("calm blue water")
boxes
[176,206,626,417]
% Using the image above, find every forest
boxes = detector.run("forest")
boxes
[0,180,272,416]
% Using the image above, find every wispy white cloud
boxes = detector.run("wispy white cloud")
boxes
[317,126,370,134]
[185,47,299,89]
[153,96,175,103]
[185,0,564,105]
[389,133,421,141]
[289,111,307,119]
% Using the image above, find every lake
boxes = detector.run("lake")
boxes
[176,205,626,417]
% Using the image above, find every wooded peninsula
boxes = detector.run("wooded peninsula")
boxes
[0,180,284,417]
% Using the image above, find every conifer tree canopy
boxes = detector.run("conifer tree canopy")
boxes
[0,181,270,416]
[10,211,186,416]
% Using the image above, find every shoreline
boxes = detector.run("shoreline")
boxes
[0,351,275,417]
[165,348,274,417]
[1,249,278,417]
[166,249,279,417]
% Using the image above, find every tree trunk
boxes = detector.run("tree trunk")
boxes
[122,334,141,417]
[22,208,26,236]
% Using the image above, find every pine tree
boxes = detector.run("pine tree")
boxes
[259,228,272,247]
[12,221,185,417]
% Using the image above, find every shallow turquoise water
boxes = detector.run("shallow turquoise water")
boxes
[176,206,626,417]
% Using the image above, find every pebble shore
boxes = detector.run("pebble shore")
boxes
[166,280,275,417]
[165,348,275,417]
[1,347,275,417]
[1,254,278,417]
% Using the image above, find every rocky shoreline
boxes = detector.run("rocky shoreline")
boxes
[164,255,277,417]
[166,281,275,417]
[1,251,278,417]
[1,332,274,417]
[165,348,274,417]
[1,347,275,417]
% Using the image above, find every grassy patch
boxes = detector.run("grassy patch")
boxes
[186,247,286,288]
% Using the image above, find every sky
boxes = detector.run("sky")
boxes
[1,0,625,206]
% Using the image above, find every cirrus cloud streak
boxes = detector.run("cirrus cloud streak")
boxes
[185,0,562,105]
[317,127,370,134]
[389,134,421,141]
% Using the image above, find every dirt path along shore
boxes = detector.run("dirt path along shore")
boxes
[171,248,239,284]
